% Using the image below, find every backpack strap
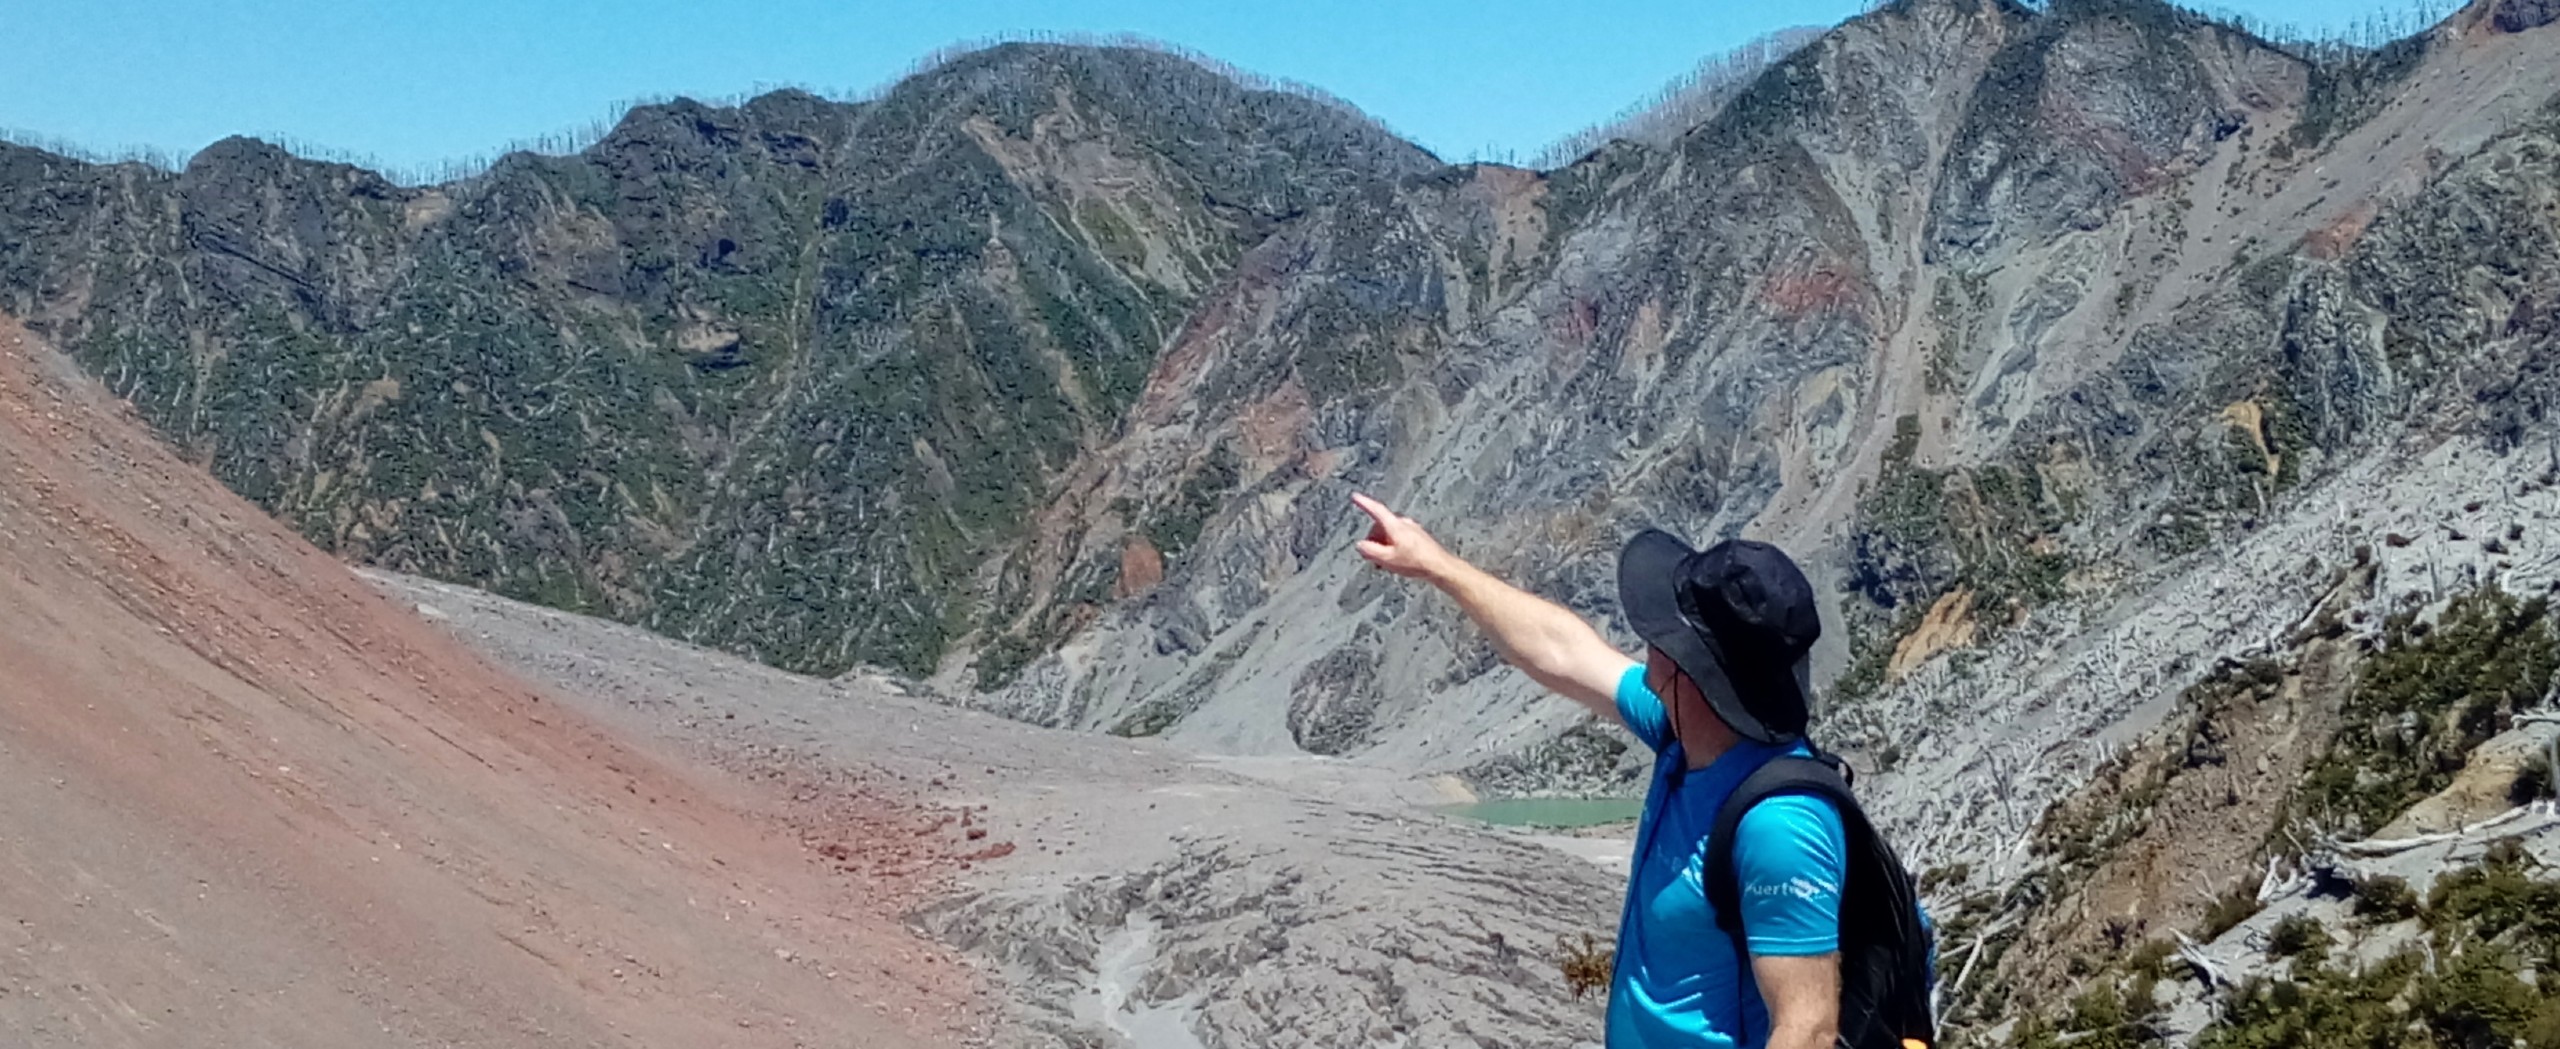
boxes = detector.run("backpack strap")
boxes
[1703,751,1856,948]
[1707,751,1941,1049]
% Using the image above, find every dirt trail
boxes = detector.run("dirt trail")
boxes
[0,313,984,1047]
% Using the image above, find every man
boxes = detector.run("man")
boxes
[1351,493,1843,1049]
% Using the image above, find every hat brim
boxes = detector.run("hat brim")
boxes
[1618,530,1793,744]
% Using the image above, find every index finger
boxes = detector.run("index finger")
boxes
[1349,491,1398,527]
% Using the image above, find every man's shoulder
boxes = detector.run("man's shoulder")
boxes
[1735,749,1849,816]
[1729,777,1848,875]
[1727,770,1849,955]
[1735,792,1845,845]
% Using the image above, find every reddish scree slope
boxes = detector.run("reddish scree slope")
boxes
[0,313,980,1047]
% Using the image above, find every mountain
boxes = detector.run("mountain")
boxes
[0,42,1433,678]
[978,0,2560,770]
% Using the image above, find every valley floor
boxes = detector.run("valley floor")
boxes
[369,570,1625,1048]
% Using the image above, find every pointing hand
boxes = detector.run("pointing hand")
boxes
[1351,493,1453,580]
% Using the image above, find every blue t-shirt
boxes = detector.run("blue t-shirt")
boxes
[1607,664,1846,1049]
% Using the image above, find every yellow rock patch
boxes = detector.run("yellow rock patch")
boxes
[1888,587,1979,680]
[2219,400,2280,477]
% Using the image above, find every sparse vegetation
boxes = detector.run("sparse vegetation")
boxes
[2,43,1431,683]
[1108,697,1186,739]
[2351,873,2421,924]
[2009,967,2167,1049]
[2026,656,2282,885]
[1841,417,2076,702]
[2126,937,2178,981]
[2519,736,2560,803]
[1108,628,1256,737]
[1931,874,2042,1030]
[2425,838,2560,954]
[2200,844,2560,1049]
[2515,747,2557,805]
[1969,572,2560,1048]
[1143,443,1244,559]
[2236,253,2295,303]
[2292,587,2560,839]
[1997,584,2556,1044]
[1920,862,1973,894]
[2195,947,2423,1049]
[1532,28,1823,167]
[2281,32,2433,156]
[1555,933,1613,1001]
[2263,913,2330,960]
[1829,600,1923,707]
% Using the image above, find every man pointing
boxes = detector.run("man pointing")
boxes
[1350,493,1846,1049]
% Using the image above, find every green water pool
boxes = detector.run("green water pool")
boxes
[1437,797,1643,828]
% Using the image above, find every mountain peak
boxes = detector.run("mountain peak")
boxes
[185,135,302,173]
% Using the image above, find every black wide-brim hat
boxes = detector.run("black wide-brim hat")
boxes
[1617,530,1819,744]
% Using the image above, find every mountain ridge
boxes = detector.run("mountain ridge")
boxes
[1,41,1436,679]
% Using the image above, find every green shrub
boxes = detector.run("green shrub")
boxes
[2350,874,2420,924]
[2406,946,2543,1049]
[2264,914,2331,959]
[1919,862,1972,894]
[2207,850,2558,1048]
[1108,700,1183,738]
[2529,999,2560,1049]
[2424,839,2560,947]
[2126,937,2179,980]
[2193,950,2420,1049]
[2017,976,2165,1049]
[1143,442,1242,558]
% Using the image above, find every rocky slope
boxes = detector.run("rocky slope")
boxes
[978,0,2560,779]
[0,296,1618,1048]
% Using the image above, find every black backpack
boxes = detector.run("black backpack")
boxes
[1704,751,1937,1049]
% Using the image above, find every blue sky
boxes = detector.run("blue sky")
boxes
[0,0,2464,178]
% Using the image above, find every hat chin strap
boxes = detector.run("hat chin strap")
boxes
[1669,629,1778,744]
[1669,684,1745,763]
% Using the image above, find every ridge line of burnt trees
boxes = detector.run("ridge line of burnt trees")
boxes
[0,0,2479,201]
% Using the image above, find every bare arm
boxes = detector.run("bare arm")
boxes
[1350,493,1635,721]
[1751,953,1842,1049]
